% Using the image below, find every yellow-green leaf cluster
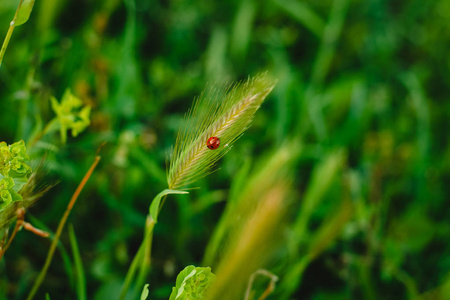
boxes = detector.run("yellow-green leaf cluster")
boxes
[0,140,31,210]
[169,265,216,300]
[50,89,91,144]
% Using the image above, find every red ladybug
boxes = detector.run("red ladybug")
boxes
[207,137,220,150]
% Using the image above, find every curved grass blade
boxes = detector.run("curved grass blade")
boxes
[149,189,189,223]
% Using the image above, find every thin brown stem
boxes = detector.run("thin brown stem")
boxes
[26,155,101,300]
[244,269,279,300]
[23,222,49,238]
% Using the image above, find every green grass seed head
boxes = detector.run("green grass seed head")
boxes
[167,73,277,189]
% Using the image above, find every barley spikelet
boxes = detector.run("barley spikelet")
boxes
[168,73,277,189]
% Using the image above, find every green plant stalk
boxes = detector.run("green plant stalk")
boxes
[120,191,185,299]
[132,215,154,299]
[273,0,325,38]
[16,64,36,143]
[68,224,86,300]
[120,75,275,298]
[299,0,350,139]
[27,215,76,288]
[118,218,155,300]
[26,156,101,300]
[0,0,24,68]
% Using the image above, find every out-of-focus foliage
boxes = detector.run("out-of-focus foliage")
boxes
[0,0,449,299]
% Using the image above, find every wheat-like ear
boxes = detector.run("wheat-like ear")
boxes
[167,73,277,189]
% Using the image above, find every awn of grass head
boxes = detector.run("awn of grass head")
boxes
[167,73,277,189]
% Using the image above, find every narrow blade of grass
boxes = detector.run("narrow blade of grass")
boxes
[68,224,86,300]
[273,0,325,37]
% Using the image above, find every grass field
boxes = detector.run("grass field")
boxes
[0,0,449,299]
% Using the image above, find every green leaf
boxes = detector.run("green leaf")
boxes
[71,106,91,137]
[61,89,83,109]
[0,177,23,210]
[10,140,29,161]
[169,266,216,300]
[174,265,196,292]
[0,177,14,190]
[50,90,91,144]
[149,189,188,223]
[0,140,32,193]
[140,284,150,300]
[0,140,32,210]
[9,188,23,203]
[15,0,35,26]
[51,96,68,144]
[69,225,87,300]
[9,159,31,177]
[11,174,29,193]
[0,190,13,210]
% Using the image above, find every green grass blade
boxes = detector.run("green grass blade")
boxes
[303,0,351,140]
[140,284,149,300]
[292,149,346,246]
[231,0,256,58]
[149,189,189,223]
[68,224,86,300]
[273,0,325,37]
[204,139,301,266]
[310,0,350,87]
[28,215,74,286]
[15,0,35,26]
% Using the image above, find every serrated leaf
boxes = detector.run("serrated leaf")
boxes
[15,0,35,26]
[140,284,150,300]
[149,189,188,223]
[169,265,216,300]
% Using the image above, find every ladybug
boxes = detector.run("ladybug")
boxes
[206,136,220,150]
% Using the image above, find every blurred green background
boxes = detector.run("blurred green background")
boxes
[1,0,450,299]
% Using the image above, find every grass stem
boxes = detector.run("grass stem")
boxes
[26,155,101,300]
[118,216,155,300]
[0,0,24,68]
